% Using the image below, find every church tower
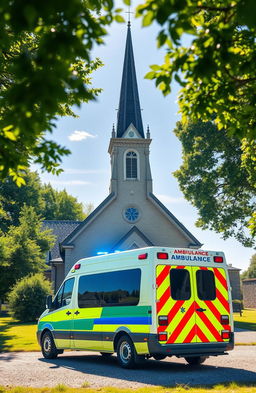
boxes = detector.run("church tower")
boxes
[108,22,153,224]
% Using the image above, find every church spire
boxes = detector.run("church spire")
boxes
[116,23,145,138]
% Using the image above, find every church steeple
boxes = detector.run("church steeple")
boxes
[116,23,145,138]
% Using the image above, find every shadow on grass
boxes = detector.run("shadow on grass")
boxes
[0,315,14,352]
[234,321,256,331]
[0,313,35,352]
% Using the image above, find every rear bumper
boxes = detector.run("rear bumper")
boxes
[148,332,234,357]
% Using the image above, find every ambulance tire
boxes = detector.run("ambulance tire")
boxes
[185,356,207,365]
[41,331,59,359]
[117,335,142,369]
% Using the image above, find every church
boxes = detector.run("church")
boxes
[44,23,240,297]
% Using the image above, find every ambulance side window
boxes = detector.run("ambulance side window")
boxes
[78,269,141,308]
[170,269,191,300]
[196,270,216,300]
[53,278,75,309]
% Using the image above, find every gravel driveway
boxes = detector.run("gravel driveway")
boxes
[0,346,256,388]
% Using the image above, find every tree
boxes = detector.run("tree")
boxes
[0,170,88,231]
[0,171,44,231]
[173,120,255,247]
[0,0,124,184]
[0,205,55,304]
[135,0,256,238]
[137,0,256,140]
[41,185,86,221]
[241,254,256,279]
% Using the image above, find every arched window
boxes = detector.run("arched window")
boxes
[126,151,137,179]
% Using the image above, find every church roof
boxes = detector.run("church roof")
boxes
[61,193,116,246]
[43,220,82,260]
[116,23,144,138]
[149,193,202,247]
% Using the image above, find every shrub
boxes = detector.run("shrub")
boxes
[8,273,52,322]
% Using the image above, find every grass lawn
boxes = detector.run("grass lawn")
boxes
[0,384,256,393]
[0,315,39,352]
[233,309,256,331]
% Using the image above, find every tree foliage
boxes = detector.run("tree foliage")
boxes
[0,0,124,184]
[173,120,255,247]
[241,254,256,279]
[137,0,256,141]
[8,273,52,322]
[0,206,55,301]
[135,0,256,240]
[0,170,87,231]
[41,185,87,221]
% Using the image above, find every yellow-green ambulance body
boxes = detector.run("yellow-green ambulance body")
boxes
[37,246,234,368]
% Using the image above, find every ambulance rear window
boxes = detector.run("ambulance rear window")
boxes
[196,270,216,300]
[170,269,191,300]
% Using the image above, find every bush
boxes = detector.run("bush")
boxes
[8,274,52,322]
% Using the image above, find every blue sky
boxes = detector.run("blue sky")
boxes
[35,2,254,272]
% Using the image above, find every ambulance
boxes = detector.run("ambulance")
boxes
[37,247,234,368]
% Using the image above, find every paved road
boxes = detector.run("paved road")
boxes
[0,347,256,388]
[235,328,256,344]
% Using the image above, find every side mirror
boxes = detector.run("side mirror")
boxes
[46,295,53,309]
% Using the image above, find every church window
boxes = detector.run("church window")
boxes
[124,207,139,222]
[126,151,137,179]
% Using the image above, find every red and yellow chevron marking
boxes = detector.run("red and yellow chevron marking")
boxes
[156,265,231,345]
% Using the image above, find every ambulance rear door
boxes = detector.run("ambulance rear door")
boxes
[191,266,231,343]
[155,264,232,345]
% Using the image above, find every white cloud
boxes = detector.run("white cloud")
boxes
[68,130,97,142]
[50,180,90,186]
[156,194,185,204]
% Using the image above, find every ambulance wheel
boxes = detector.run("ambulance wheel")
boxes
[185,356,207,365]
[41,331,58,359]
[117,335,140,369]
[100,352,113,358]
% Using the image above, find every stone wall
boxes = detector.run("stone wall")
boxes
[242,279,256,308]
[228,267,241,300]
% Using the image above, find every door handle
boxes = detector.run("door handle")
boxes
[74,311,80,315]
[66,311,71,315]
[196,308,206,312]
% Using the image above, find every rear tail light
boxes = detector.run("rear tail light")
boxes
[157,252,168,260]
[221,330,231,340]
[221,315,229,325]
[74,263,81,270]
[158,316,168,326]
[214,256,223,263]
[138,253,148,260]
[158,332,168,341]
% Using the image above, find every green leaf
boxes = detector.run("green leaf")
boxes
[115,15,125,23]
[145,71,156,80]
[142,11,154,27]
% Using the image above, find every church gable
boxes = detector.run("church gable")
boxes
[111,226,153,252]
[122,123,142,139]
